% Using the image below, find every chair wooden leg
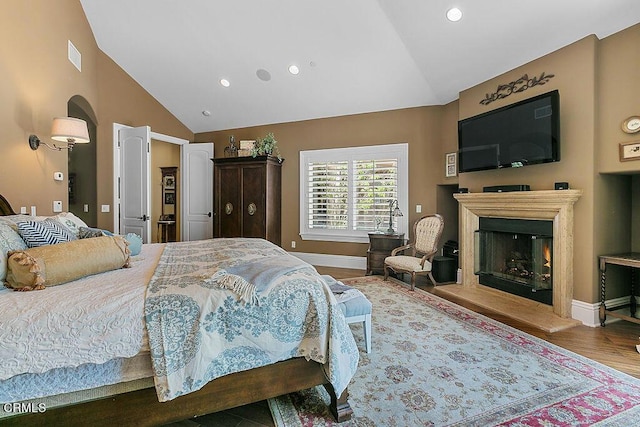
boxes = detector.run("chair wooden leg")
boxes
[410,273,415,291]
[384,265,389,281]
[428,272,439,287]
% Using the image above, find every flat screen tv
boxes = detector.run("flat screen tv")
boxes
[458,90,560,173]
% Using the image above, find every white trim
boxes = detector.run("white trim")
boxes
[150,131,189,145]
[300,234,370,244]
[571,295,639,327]
[112,123,189,235]
[299,143,409,243]
[289,251,367,270]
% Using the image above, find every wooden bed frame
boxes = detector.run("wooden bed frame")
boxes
[0,194,352,426]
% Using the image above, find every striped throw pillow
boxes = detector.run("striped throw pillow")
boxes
[16,220,77,248]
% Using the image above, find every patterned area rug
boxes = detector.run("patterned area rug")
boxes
[268,276,640,426]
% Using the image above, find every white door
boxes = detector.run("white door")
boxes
[181,142,214,241]
[119,126,151,242]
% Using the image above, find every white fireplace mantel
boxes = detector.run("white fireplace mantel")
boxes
[453,190,582,318]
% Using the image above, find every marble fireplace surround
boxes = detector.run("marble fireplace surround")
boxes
[452,190,582,320]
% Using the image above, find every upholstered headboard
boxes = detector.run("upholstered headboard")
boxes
[0,194,16,216]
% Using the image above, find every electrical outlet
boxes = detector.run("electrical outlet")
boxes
[291,241,296,249]
[20,207,27,214]
[53,201,63,213]
[30,206,36,216]
[84,204,89,213]
[416,204,422,213]
[101,205,110,213]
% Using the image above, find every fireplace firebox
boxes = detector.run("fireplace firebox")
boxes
[475,218,553,305]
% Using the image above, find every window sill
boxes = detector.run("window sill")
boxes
[300,232,370,244]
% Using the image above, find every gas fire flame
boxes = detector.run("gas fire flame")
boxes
[543,244,551,268]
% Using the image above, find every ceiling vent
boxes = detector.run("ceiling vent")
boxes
[68,40,81,72]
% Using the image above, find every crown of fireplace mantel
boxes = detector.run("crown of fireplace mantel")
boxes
[453,190,582,318]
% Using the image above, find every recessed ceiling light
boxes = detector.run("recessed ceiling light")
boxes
[288,64,300,75]
[446,7,463,22]
[220,78,230,87]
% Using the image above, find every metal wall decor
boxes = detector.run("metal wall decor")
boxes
[479,72,555,105]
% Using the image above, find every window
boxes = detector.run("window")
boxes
[300,143,408,243]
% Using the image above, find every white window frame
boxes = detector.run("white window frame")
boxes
[299,143,408,244]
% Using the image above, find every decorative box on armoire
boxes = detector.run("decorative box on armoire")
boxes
[212,155,283,246]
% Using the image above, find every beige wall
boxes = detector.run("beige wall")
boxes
[2,2,639,305]
[458,36,598,303]
[0,0,193,231]
[0,0,98,214]
[197,25,640,304]
[196,106,448,257]
[95,53,193,231]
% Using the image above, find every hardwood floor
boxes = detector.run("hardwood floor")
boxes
[167,266,640,426]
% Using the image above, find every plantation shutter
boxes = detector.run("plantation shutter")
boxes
[353,159,398,231]
[300,143,407,243]
[307,161,349,229]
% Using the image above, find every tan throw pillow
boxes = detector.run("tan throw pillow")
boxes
[5,236,131,291]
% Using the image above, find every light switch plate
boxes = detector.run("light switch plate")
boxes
[101,205,110,213]
[416,204,422,213]
[53,201,63,213]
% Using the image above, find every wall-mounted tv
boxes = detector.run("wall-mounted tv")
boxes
[458,90,560,173]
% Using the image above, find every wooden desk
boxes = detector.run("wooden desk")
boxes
[598,252,640,326]
[367,233,404,275]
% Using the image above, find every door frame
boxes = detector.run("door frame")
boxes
[112,123,189,234]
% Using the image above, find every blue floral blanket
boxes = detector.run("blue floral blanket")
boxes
[144,238,359,402]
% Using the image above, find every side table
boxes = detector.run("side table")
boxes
[367,232,404,275]
[157,220,176,243]
[598,252,640,326]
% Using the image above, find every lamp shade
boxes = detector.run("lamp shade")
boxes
[51,117,90,144]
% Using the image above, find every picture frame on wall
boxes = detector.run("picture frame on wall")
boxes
[164,191,176,205]
[619,141,640,161]
[163,175,175,189]
[445,152,457,177]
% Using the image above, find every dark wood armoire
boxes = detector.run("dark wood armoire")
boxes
[212,155,283,246]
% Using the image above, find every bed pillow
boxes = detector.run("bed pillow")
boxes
[0,222,28,282]
[78,226,107,239]
[5,236,131,291]
[124,233,142,256]
[52,212,89,238]
[16,220,77,248]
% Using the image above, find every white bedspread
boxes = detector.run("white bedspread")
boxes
[0,244,165,381]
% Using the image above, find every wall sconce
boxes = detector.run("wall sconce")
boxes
[29,117,90,151]
[387,199,403,234]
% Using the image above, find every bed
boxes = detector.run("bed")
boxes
[0,194,358,426]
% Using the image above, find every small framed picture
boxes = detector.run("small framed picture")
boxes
[238,140,256,157]
[619,141,640,161]
[164,191,175,205]
[445,152,457,177]
[163,175,175,189]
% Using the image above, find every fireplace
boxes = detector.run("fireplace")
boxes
[475,218,553,305]
[453,190,582,319]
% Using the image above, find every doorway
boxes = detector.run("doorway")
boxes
[113,123,208,243]
[67,96,97,226]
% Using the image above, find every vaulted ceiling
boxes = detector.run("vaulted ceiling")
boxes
[80,0,640,133]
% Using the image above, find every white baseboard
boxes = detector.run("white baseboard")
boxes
[572,296,639,327]
[289,252,367,270]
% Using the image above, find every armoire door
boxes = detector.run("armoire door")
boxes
[217,166,241,238]
[241,164,266,238]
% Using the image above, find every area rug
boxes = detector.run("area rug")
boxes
[268,276,640,426]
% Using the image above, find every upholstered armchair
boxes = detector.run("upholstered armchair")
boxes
[383,214,445,290]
